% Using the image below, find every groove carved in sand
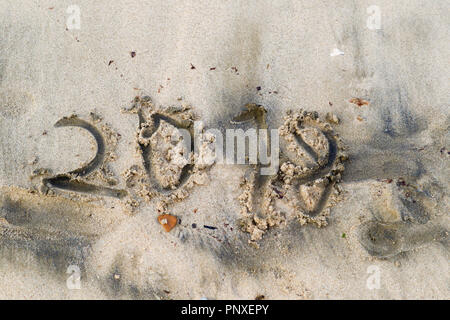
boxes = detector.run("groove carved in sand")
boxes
[41,114,127,199]
[122,96,214,213]
[236,106,348,245]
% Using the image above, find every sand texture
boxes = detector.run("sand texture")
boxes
[0,0,448,299]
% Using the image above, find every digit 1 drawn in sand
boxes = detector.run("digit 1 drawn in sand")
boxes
[232,104,284,244]
[237,107,348,245]
[42,115,127,198]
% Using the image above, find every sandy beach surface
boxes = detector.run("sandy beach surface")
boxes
[0,0,448,299]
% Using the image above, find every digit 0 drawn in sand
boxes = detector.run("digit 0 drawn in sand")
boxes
[41,114,127,199]
[122,96,215,212]
[236,106,348,245]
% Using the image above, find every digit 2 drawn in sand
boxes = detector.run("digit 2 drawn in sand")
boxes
[237,106,348,244]
[43,115,127,198]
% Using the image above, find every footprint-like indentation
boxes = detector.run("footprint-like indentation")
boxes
[358,220,448,258]
[42,115,127,198]
[358,221,403,258]
[358,177,448,258]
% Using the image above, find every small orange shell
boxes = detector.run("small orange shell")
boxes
[157,214,177,232]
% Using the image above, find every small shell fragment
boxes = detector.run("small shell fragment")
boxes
[158,214,177,232]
